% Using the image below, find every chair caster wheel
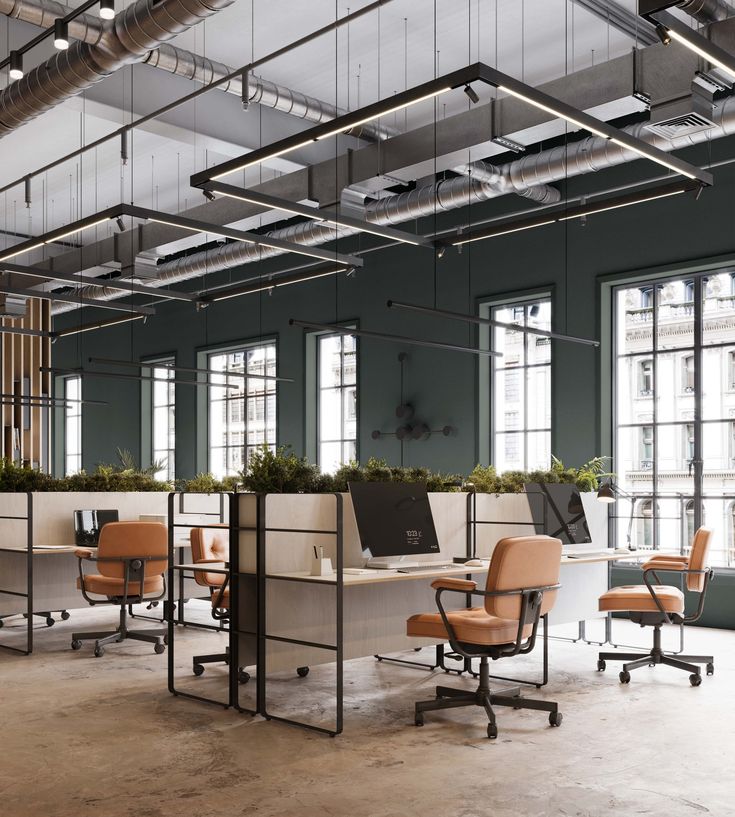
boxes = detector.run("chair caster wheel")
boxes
[163,634,169,645]
[597,659,606,672]
[296,666,309,678]
[45,617,54,627]
[154,643,165,655]
[690,673,702,687]
[61,611,70,621]
[413,647,421,652]
[71,639,82,650]
[415,715,424,727]
[238,670,250,684]
[549,711,563,727]
[706,663,714,676]
[0,619,4,628]
[94,645,105,658]
[619,670,631,684]
[487,723,498,739]
[193,663,204,677]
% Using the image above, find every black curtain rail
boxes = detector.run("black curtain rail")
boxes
[0,1,392,198]
[289,319,502,358]
[386,300,601,348]
[40,367,241,391]
[88,357,294,384]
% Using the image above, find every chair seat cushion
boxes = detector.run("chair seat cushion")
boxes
[78,574,164,597]
[407,607,532,645]
[598,584,685,614]
[213,588,229,609]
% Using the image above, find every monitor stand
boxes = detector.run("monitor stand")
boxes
[366,555,419,570]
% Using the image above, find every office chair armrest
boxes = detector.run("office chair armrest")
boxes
[74,547,95,559]
[195,558,224,564]
[211,572,231,620]
[642,558,687,572]
[430,577,477,592]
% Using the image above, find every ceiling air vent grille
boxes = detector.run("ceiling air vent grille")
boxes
[645,112,715,140]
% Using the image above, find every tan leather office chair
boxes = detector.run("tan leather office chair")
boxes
[190,527,309,684]
[597,526,714,685]
[407,535,562,739]
[71,521,168,657]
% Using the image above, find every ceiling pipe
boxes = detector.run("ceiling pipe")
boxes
[573,0,659,46]
[0,0,234,135]
[678,0,735,23]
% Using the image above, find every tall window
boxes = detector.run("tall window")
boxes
[317,333,357,473]
[491,298,551,471]
[150,359,175,481]
[64,376,82,476]
[614,272,735,566]
[209,343,276,478]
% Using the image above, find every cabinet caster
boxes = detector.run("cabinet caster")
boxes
[706,663,714,676]
[414,715,424,727]
[238,669,251,684]
[549,711,563,727]
[296,666,309,678]
[487,723,498,739]
[154,643,165,655]
[193,663,205,677]
[619,670,631,684]
[689,673,702,687]
[597,659,606,672]
[45,617,55,627]
[94,645,105,658]
[61,610,70,621]
[71,639,82,650]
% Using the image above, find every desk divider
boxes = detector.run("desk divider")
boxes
[0,492,33,654]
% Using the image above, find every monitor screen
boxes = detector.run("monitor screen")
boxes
[348,481,440,558]
[524,483,591,544]
[74,509,119,546]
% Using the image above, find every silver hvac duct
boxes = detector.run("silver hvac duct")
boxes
[573,0,658,46]
[678,0,735,23]
[0,0,233,135]
[0,0,103,42]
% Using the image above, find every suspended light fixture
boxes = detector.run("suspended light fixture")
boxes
[9,51,23,80]
[53,19,69,50]
[289,319,502,358]
[99,0,115,20]
[88,357,294,383]
[42,367,242,390]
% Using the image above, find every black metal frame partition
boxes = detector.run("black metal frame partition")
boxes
[0,493,33,654]
[253,492,344,736]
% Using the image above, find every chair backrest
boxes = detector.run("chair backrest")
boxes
[190,525,229,588]
[686,527,712,592]
[97,521,168,579]
[484,535,562,619]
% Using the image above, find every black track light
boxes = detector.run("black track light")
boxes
[115,216,125,232]
[436,246,446,259]
[9,50,23,81]
[54,19,69,50]
[99,0,115,20]
[202,189,216,202]
[463,83,480,104]
[655,24,671,46]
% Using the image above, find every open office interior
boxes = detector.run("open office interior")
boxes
[1,1,735,816]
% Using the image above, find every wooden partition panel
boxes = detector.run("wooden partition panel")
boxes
[0,299,51,469]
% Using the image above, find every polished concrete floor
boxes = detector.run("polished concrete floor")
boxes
[0,605,733,817]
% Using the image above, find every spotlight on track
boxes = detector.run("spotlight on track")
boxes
[655,24,671,45]
[54,19,69,50]
[115,217,125,232]
[463,84,480,104]
[202,189,216,202]
[9,51,23,81]
[99,0,115,20]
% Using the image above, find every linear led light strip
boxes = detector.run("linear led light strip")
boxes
[666,28,735,81]
[41,366,242,391]
[496,85,700,181]
[0,217,112,262]
[207,184,430,247]
[0,392,107,406]
[89,357,294,384]
[210,87,450,179]
[450,183,693,246]
[202,267,345,302]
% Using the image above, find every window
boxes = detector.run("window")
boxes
[638,359,653,395]
[318,333,357,473]
[683,280,695,303]
[150,359,175,481]
[728,351,735,390]
[683,423,695,466]
[64,376,82,476]
[639,426,653,469]
[636,499,654,550]
[640,287,653,308]
[682,355,694,392]
[491,298,551,472]
[208,342,276,478]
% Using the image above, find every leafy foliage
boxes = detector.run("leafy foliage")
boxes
[465,456,611,494]
[176,472,240,494]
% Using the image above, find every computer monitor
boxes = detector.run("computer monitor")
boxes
[348,481,440,568]
[74,509,119,546]
[524,483,591,544]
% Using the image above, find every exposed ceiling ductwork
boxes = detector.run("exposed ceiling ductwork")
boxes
[678,0,735,23]
[573,0,659,46]
[0,0,233,135]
